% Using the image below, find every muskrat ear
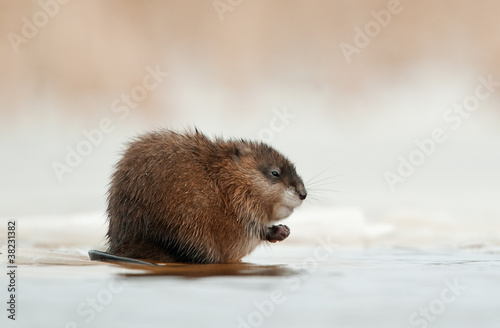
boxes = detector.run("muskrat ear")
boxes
[230,143,251,162]
[232,146,241,160]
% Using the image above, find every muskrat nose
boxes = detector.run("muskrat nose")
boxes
[296,185,307,200]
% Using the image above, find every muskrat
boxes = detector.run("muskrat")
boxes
[105,129,307,264]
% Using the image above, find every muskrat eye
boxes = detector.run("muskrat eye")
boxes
[271,170,280,177]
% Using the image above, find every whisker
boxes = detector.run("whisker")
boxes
[304,164,341,185]
[302,165,346,204]
[308,188,343,193]
[306,174,345,186]
[305,196,326,203]
[306,197,332,204]
[307,182,343,189]
[307,180,345,189]
[307,181,344,190]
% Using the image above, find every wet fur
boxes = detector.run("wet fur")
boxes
[106,129,306,264]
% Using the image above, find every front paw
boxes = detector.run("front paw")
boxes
[266,224,290,243]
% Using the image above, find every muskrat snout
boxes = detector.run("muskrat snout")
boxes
[296,185,307,200]
[292,179,307,201]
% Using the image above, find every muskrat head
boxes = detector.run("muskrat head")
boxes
[233,141,307,222]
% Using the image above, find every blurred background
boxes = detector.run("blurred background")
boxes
[1,0,499,248]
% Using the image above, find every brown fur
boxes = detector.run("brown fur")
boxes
[106,129,306,264]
